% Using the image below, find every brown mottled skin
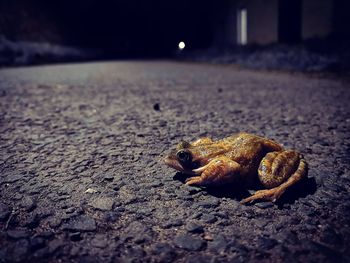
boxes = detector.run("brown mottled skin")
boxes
[164,132,308,204]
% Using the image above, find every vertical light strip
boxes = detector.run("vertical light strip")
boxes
[237,8,248,45]
[241,9,247,45]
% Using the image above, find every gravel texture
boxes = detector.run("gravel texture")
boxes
[0,61,349,262]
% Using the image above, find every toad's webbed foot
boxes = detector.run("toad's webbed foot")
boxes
[241,188,286,204]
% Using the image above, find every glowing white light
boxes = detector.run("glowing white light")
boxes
[178,41,185,50]
[237,9,247,45]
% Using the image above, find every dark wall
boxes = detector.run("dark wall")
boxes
[278,0,302,43]
[333,0,350,40]
[0,0,62,43]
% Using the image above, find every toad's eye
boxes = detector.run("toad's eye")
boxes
[176,150,192,165]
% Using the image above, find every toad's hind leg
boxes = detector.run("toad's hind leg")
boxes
[241,150,308,204]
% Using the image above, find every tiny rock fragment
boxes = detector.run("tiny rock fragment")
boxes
[85,188,98,194]
[89,197,115,211]
[64,215,96,232]
[153,103,160,111]
[203,234,214,241]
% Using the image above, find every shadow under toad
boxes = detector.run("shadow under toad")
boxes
[276,177,317,206]
[173,172,317,206]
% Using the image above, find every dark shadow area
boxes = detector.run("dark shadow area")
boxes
[278,0,302,43]
[174,172,317,206]
[276,176,317,206]
[206,185,252,201]
[173,172,251,200]
[172,172,190,184]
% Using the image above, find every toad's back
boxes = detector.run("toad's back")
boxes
[217,133,284,179]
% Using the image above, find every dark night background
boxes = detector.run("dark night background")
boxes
[0,0,349,66]
[0,0,350,71]
[0,0,223,58]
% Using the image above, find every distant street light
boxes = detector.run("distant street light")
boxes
[178,41,185,50]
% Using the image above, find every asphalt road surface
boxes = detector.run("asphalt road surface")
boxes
[0,61,349,263]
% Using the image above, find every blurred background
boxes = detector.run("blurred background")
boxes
[0,0,349,71]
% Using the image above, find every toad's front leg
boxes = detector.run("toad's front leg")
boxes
[241,150,308,204]
[185,156,240,186]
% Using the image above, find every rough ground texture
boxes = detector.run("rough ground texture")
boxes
[0,61,349,263]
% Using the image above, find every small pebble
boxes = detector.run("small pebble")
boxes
[186,222,204,233]
[174,234,205,251]
[201,214,217,224]
[153,103,160,111]
[85,188,98,194]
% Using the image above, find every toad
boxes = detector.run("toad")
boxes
[164,132,308,204]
